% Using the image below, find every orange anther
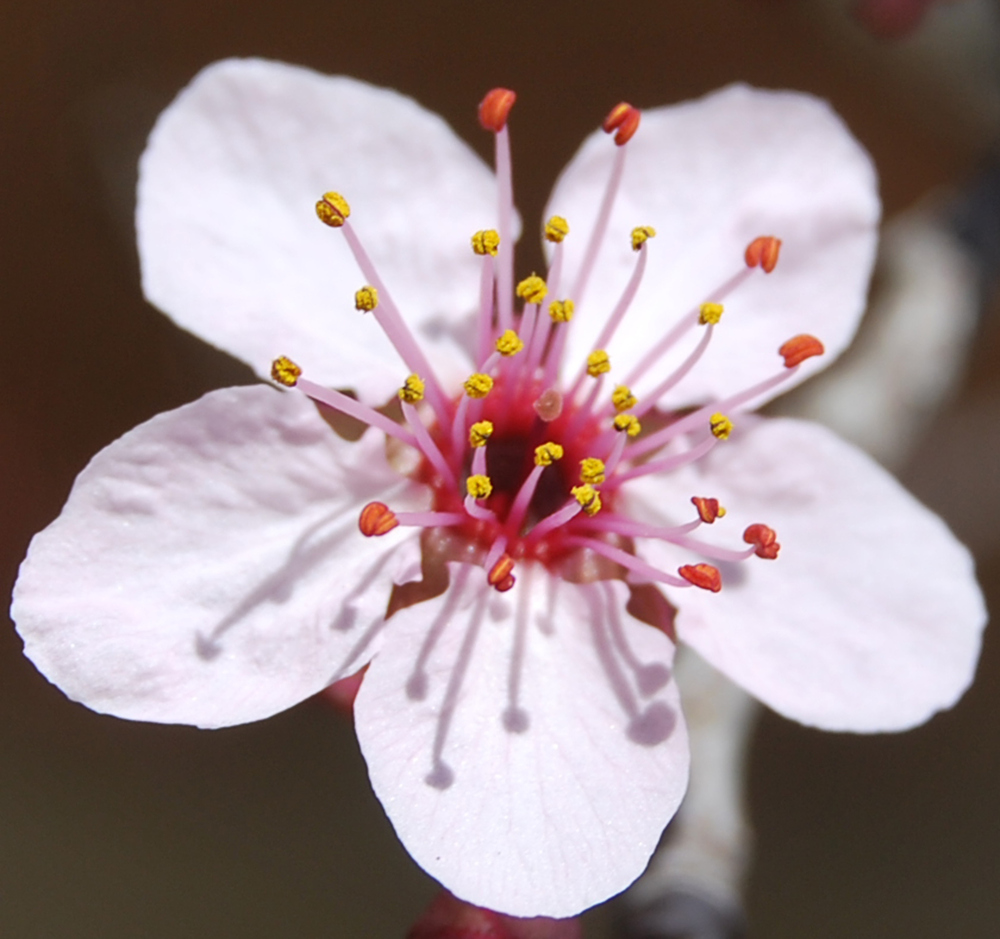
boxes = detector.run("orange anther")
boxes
[488,554,516,591]
[678,563,722,593]
[744,523,780,559]
[478,88,517,132]
[602,102,641,146]
[691,496,726,524]
[359,502,399,537]
[779,334,825,368]
[744,235,782,273]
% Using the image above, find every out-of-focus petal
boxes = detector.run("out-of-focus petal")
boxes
[12,385,422,728]
[629,417,985,731]
[546,85,879,408]
[138,58,495,402]
[356,567,688,917]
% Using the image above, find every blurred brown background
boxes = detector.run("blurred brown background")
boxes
[1,1,998,936]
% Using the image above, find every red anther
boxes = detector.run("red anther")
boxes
[478,88,517,132]
[359,501,399,537]
[678,563,722,592]
[487,554,515,591]
[779,334,825,368]
[744,235,782,273]
[743,523,780,559]
[602,102,641,146]
[691,496,724,524]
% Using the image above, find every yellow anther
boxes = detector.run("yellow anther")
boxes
[467,474,493,500]
[587,350,611,377]
[611,385,637,412]
[613,413,642,437]
[315,191,351,227]
[515,274,548,305]
[495,329,525,357]
[398,374,425,404]
[571,484,603,516]
[534,442,564,467]
[710,412,734,440]
[548,299,574,323]
[355,285,379,312]
[631,226,657,251]
[471,229,500,256]
[699,302,724,325]
[469,420,494,448]
[270,356,302,387]
[579,458,606,485]
[464,373,494,399]
[544,215,570,243]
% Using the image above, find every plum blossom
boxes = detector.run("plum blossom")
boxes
[11,59,986,918]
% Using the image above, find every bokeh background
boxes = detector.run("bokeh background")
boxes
[1,1,998,936]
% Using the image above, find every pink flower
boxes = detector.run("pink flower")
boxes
[11,59,985,918]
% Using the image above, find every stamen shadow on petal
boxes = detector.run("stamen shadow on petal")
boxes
[587,584,678,750]
[424,579,488,791]
[502,566,533,735]
[407,566,471,702]
[194,508,356,660]
[604,582,672,697]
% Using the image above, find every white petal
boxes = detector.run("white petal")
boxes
[628,417,986,731]
[356,566,688,917]
[546,85,879,408]
[12,385,421,728]
[138,58,495,402]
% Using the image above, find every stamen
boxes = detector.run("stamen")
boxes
[487,554,516,593]
[576,514,702,540]
[495,329,525,357]
[354,285,379,312]
[545,215,570,243]
[580,457,606,485]
[464,373,494,399]
[709,412,733,440]
[327,207,451,424]
[744,523,781,559]
[548,299,574,322]
[505,443,564,536]
[613,413,641,437]
[631,225,656,250]
[612,385,637,413]
[285,372,418,448]
[398,374,425,404]
[745,235,782,273]
[562,536,690,587]
[401,400,456,487]
[359,502,399,536]
[471,229,500,256]
[479,89,517,332]
[270,355,302,387]
[587,350,611,377]
[779,334,825,368]
[478,88,517,132]
[469,420,493,448]
[699,302,723,325]
[315,191,351,228]
[571,484,603,516]
[632,323,714,419]
[516,274,548,305]
[692,496,726,524]
[608,434,717,488]
[466,475,493,500]
[602,102,641,146]
[395,511,467,529]
[526,497,582,541]
[678,563,723,592]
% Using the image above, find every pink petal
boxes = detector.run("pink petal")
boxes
[628,417,985,731]
[355,566,688,917]
[546,85,879,408]
[138,58,495,403]
[12,385,421,728]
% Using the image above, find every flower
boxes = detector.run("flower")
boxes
[11,59,986,918]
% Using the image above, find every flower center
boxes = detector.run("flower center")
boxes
[273,88,827,597]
